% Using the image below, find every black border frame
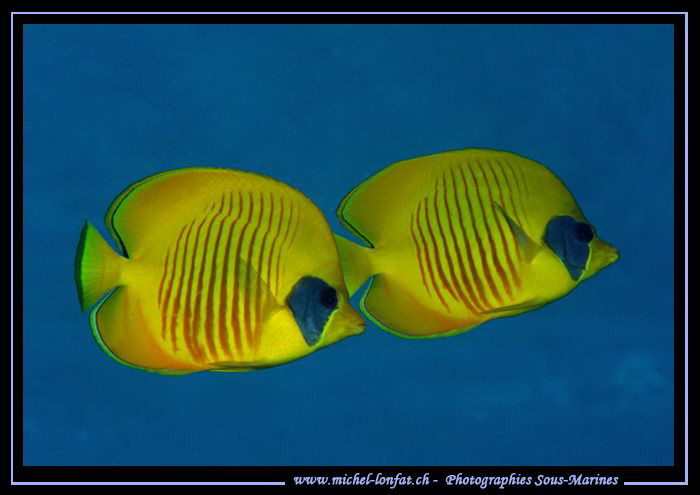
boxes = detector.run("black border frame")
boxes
[11,10,688,492]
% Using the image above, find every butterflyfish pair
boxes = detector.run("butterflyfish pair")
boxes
[75,149,618,372]
[334,149,619,338]
[74,168,365,373]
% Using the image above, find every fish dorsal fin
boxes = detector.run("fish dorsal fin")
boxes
[493,202,541,263]
[336,155,434,248]
[104,168,294,259]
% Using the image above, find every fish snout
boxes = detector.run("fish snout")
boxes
[584,237,619,279]
[597,237,619,264]
[343,306,366,336]
[324,304,366,345]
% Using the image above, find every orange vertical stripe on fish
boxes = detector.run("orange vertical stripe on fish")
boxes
[409,211,431,298]
[483,159,521,288]
[161,223,188,341]
[184,213,209,362]
[415,200,450,312]
[447,166,488,313]
[472,160,510,302]
[253,191,275,352]
[439,172,480,314]
[243,191,264,352]
[169,219,196,353]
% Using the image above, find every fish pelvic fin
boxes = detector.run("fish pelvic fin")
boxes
[480,298,540,315]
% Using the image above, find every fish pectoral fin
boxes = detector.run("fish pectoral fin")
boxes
[481,298,539,314]
[493,202,541,263]
[235,256,284,310]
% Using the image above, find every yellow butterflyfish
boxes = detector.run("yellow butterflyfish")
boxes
[335,149,619,338]
[74,168,365,373]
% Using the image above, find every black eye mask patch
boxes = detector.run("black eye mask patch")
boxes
[286,276,338,346]
[544,216,594,281]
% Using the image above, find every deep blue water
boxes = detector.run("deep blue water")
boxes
[23,23,674,466]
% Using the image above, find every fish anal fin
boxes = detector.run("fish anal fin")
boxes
[90,287,197,372]
[361,275,480,338]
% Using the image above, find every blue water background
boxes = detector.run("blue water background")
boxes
[23,23,674,466]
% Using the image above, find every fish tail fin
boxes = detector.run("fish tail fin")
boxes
[76,222,198,374]
[334,234,376,297]
[74,220,126,312]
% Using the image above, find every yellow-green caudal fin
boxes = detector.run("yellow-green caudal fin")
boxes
[74,221,126,312]
[334,234,375,297]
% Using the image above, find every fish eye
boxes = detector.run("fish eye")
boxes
[319,287,338,309]
[573,222,594,243]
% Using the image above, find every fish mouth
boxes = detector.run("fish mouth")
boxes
[347,319,366,336]
[342,306,367,336]
[584,237,619,279]
[325,305,366,344]
[608,247,620,264]
[599,240,619,265]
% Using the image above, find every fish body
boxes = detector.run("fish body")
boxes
[335,149,619,338]
[75,168,364,373]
